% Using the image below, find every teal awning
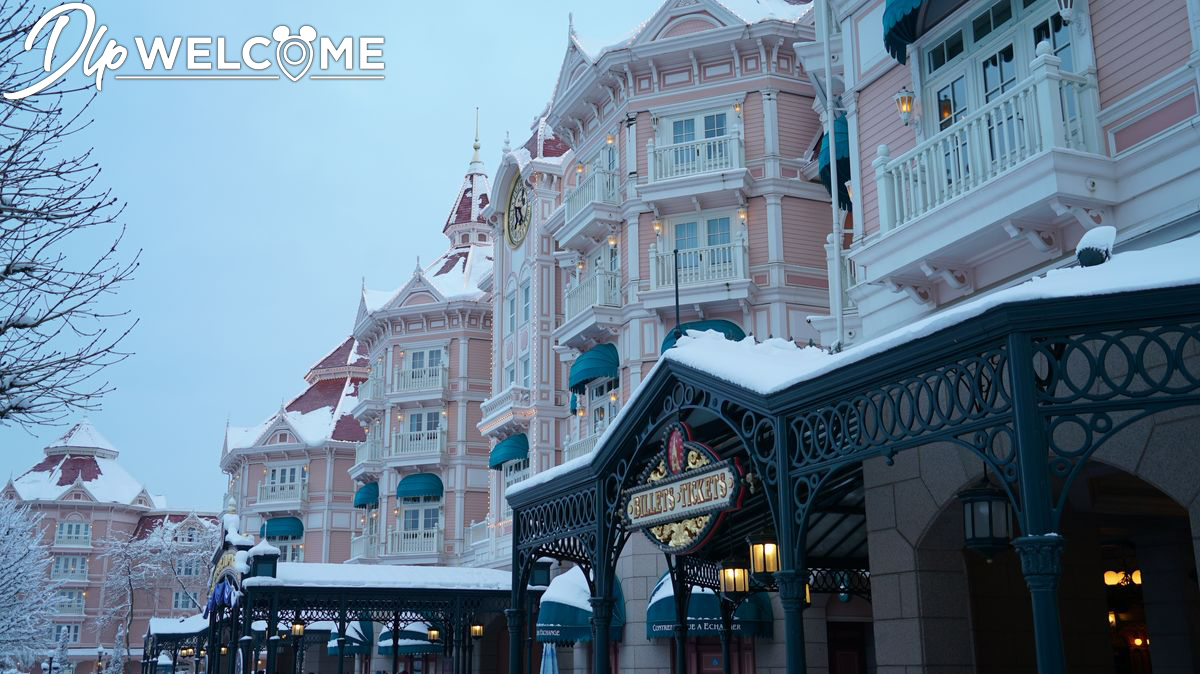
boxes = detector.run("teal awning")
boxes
[568,343,619,394]
[645,573,773,640]
[353,482,379,508]
[259,516,303,539]
[395,473,444,500]
[537,567,625,644]
[818,115,853,212]
[661,320,746,353]
[326,620,373,656]
[883,0,923,63]
[489,433,529,470]
[379,623,441,656]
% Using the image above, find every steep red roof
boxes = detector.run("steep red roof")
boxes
[309,337,368,373]
[523,123,570,159]
[133,514,219,539]
[19,454,103,486]
[287,377,348,415]
[331,411,367,443]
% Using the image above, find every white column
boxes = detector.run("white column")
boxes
[762,89,780,178]
[625,217,639,304]
[323,446,334,562]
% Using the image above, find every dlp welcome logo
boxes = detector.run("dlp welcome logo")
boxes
[4,3,384,100]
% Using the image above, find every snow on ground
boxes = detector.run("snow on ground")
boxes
[511,233,1200,496]
[241,562,514,591]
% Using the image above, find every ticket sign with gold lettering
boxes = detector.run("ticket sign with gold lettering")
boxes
[622,422,744,554]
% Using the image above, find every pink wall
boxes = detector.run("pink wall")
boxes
[743,91,765,161]
[1092,0,1191,108]
[857,64,916,236]
[778,91,820,159]
[748,197,769,267]
[782,197,831,269]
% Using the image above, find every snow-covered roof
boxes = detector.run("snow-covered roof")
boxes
[47,419,115,453]
[11,421,163,506]
[247,540,280,558]
[241,562,514,591]
[363,242,494,311]
[511,232,1200,496]
[225,338,367,452]
[148,613,208,636]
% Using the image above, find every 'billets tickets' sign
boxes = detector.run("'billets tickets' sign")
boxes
[622,422,744,554]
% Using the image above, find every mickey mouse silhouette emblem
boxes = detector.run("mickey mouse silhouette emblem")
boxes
[272,25,316,82]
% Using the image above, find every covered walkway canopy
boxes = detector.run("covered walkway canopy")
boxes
[536,566,626,644]
[505,234,1200,674]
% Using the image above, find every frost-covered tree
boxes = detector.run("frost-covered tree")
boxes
[101,624,126,674]
[98,516,218,664]
[51,632,68,671]
[0,498,59,667]
[0,0,138,428]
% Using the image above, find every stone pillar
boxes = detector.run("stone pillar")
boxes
[1136,531,1200,672]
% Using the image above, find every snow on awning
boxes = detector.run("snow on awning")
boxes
[645,573,772,640]
[660,320,745,354]
[536,567,625,644]
[242,562,513,591]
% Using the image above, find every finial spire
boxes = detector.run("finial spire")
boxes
[503,131,511,154]
[569,12,575,38]
[472,107,481,163]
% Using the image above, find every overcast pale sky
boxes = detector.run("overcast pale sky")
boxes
[0,0,658,510]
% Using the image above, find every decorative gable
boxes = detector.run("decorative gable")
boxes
[632,0,742,47]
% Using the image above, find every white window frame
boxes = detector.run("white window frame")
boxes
[52,555,88,579]
[55,521,91,544]
[505,364,516,388]
[501,458,531,517]
[586,378,620,438]
[267,536,304,563]
[506,290,517,333]
[266,463,307,487]
[57,589,85,613]
[917,0,1078,138]
[172,591,199,610]
[54,623,81,644]
[175,558,200,577]
[399,495,441,533]
[657,107,733,147]
[520,279,531,322]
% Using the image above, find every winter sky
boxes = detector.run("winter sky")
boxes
[0,0,661,510]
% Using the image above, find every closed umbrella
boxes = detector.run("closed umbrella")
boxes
[538,643,559,674]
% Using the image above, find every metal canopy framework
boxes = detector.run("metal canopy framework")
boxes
[505,284,1200,674]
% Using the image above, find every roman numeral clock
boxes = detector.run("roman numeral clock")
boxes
[505,178,529,249]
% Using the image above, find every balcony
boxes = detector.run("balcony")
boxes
[382,428,446,465]
[352,437,383,474]
[384,528,441,556]
[563,433,601,463]
[556,170,623,251]
[642,239,754,310]
[389,366,448,396]
[51,568,89,582]
[349,533,378,561]
[641,135,749,205]
[55,599,85,616]
[461,517,512,567]
[254,482,308,509]
[851,49,1106,314]
[478,385,533,437]
[53,532,91,547]
[556,271,623,348]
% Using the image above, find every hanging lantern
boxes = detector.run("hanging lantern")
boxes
[894,87,914,126]
[220,646,229,656]
[427,628,441,642]
[737,207,748,224]
[290,621,304,637]
[733,101,742,114]
[1107,611,1117,627]
[652,218,662,235]
[607,233,617,248]
[470,624,484,639]
[957,475,1013,559]
[606,133,615,145]
[718,559,751,601]
[609,391,618,403]
[576,164,584,175]
[747,536,779,576]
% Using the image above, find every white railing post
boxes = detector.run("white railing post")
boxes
[646,140,656,182]
[1030,41,1066,150]
[873,144,894,233]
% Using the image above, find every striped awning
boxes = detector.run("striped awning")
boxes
[883,0,968,64]
[260,516,303,539]
[568,344,619,394]
[353,482,379,508]
[645,572,773,639]
[489,433,529,470]
[395,473,444,500]
[536,567,625,644]
[818,115,852,212]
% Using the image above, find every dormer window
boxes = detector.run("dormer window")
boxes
[270,431,294,445]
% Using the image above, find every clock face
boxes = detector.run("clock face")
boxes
[505,179,529,249]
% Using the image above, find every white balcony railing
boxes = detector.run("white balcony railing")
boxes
[386,428,445,458]
[367,375,385,400]
[875,48,1095,233]
[465,519,490,547]
[648,240,748,290]
[564,271,622,322]
[350,533,378,560]
[385,529,441,555]
[565,170,620,222]
[480,385,532,420]
[390,366,448,394]
[54,532,91,547]
[355,437,382,465]
[256,482,307,504]
[648,135,742,182]
[51,568,88,581]
[55,598,85,615]
[563,434,601,462]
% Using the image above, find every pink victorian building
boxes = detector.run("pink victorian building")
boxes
[347,138,495,566]
[221,337,368,565]
[3,421,216,674]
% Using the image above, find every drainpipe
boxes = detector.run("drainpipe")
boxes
[821,0,846,349]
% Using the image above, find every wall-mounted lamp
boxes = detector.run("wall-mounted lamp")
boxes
[606,133,615,145]
[895,88,914,126]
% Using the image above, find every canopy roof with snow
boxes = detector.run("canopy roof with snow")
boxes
[511,232,1200,499]
[224,337,368,453]
[242,562,514,591]
[6,419,164,506]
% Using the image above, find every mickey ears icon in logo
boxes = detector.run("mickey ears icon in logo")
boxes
[272,25,317,82]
